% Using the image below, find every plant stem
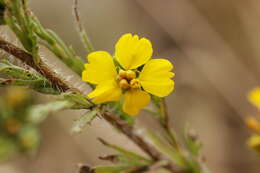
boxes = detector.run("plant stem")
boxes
[160,98,180,150]
[0,38,185,173]
[73,0,94,53]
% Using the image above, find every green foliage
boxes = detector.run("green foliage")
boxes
[184,126,202,157]
[71,109,98,134]
[18,125,40,154]
[31,15,85,74]
[0,87,42,161]
[2,0,85,74]
[99,138,152,166]
[147,130,188,169]
[0,60,60,94]
[0,0,5,25]
[94,138,153,172]
[0,136,17,161]
[60,92,94,109]
[27,100,74,124]
[94,166,130,173]
[0,1,208,172]
[3,0,39,63]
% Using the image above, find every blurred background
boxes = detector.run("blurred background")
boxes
[1,0,260,172]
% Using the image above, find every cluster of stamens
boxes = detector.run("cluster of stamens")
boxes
[117,69,141,90]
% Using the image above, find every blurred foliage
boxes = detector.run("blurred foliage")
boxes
[0,0,4,25]
[0,0,209,172]
[0,87,40,161]
[2,0,85,74]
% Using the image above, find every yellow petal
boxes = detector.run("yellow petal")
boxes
[82,51,117,84]
[115,33,153,70]
[139,59,174,97]
[88,80,122,104]
[123,89,150,115]
[248,87,260,110]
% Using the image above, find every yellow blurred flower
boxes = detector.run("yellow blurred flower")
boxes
[248,87,260,110]
[82,33,175,115]
[245,116,260,133]
[6,87,29,107]
[248,134,260,152]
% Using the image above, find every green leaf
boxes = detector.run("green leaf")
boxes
[30,13,85,75]
[3,0,40,62]
[61,92,94,109]
[71,109,98,134]
[0,61,38,80]
[147,131,188,169]
[94,166,129,173]
[98,138,152,166]
[0,60,59,94]
[27,100,74,124]
[184,126,202,157]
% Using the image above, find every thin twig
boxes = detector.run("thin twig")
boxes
[73,0,94,53]
[0,38,184,173]
[160,98,179,150]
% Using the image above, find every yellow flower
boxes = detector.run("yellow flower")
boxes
[82,33,175,115]
[248,87,260,110]
[248,134,260,151]
[245,116,260,133]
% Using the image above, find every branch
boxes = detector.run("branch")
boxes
[0,38,71,92]
[0,38,184,173]
[73,0,94,53]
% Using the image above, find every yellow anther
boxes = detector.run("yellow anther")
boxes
[119,69,127,78]
[130,79,141,89]
[119,79,130,89]
[126,70,136,80]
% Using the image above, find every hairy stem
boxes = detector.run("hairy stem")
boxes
[0,38,184,173]
[73,0,94,53]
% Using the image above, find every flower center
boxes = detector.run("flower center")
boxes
[117,70,140,90]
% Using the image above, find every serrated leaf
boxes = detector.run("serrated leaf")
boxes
[27,100,74,124]
[71,109,98,134]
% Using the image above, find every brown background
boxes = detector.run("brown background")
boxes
[1,0,260,172]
